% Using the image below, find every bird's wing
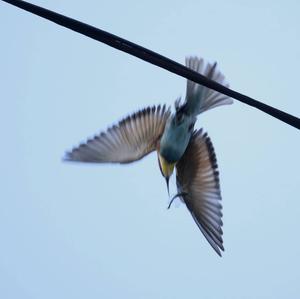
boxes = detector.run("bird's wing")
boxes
[65,105,171,163]
[185,56,233,115]
[175,129,224,256]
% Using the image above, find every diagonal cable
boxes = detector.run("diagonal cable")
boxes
[1,0,300,130]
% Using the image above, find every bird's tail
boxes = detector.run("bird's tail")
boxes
[184,56,233,116]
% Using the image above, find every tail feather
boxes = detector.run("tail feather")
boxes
[184,56,233,116]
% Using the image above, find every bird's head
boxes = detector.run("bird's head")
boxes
[157,153,175,194]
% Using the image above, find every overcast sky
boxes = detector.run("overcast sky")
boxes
[1,0,300,298]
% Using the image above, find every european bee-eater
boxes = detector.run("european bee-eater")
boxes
[65,56,233,256]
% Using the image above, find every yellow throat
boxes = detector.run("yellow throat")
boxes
[158,154,175,178]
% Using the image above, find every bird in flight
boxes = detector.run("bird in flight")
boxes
[65,56,233,256]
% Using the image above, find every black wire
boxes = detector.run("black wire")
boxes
[2,0,300,130]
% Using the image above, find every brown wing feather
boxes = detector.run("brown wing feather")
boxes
[176,129,224,256]
[65,105,171,163]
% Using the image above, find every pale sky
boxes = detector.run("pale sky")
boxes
[0,0,300,298]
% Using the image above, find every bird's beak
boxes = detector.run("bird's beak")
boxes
[165,176,170,196]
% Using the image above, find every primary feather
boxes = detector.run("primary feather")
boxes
[176,129,224,256]
[65,105,170,163]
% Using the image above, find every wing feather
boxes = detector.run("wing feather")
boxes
[65,105,171,163]
[176,129,224,256]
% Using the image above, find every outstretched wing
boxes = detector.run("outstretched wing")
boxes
[176,129,224,256]
[185,56,233,116]
[65,105,171,163]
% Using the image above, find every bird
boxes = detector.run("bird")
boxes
[65,56,233,256]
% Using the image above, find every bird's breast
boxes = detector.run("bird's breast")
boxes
[159,119,193,163]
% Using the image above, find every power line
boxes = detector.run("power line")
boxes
[2,0,300,130]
